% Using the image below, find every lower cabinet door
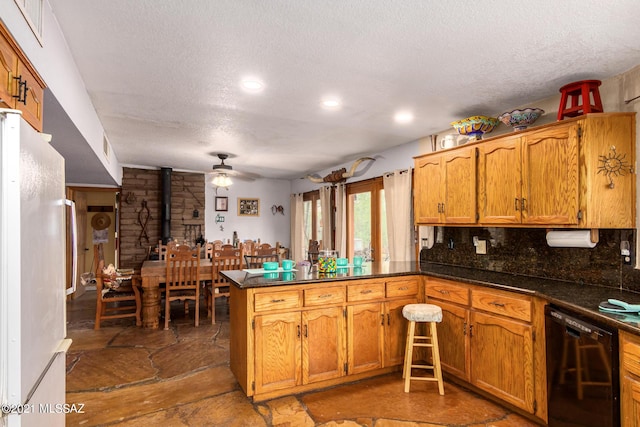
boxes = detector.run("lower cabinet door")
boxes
[470,310,535,413]
[254,311,302,394]
[435,300,470,381]
[622,374,640,427]
[302,306,346,384]
[348,302,384,374]
[384,298,417,367]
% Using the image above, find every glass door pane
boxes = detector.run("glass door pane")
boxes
[347,178,383,262]
[351,191,372,261]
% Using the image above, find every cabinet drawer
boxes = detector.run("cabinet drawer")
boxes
[471,289,531,322]
[386,277,418,298]
[348,281,385,302]
[622,333,640,377]
[304,286,346,307]
[426,278,469,306]
[254,290,302,312]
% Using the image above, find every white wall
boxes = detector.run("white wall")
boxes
[290,139,421,194]
[0,1,121,183]
[204,177,292,247]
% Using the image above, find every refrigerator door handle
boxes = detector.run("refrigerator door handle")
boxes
[65,199,77,296]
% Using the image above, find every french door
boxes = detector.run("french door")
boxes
[346,178,387,261]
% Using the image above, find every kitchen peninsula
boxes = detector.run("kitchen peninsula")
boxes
[221,262,422,402]
[223,260,640,424]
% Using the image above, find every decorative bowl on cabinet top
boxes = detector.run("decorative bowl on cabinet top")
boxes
[498,108,544,131]
[450,115,500,140]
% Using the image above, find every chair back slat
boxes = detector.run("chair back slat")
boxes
[211,247,243,283]
[244,254,280,269]
[166,245,200,292]
[255,243,278,256]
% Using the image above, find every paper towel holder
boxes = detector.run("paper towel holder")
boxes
[545,228,599,248]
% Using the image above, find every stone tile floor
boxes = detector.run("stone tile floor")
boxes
[66,291,542,426]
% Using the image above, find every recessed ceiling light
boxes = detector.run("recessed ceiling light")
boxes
[394,111,414,124]
[241,78,264,92]
[321,98,341,109]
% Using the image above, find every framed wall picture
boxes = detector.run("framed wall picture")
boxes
[238,198,259,216]
[215,196,228,212]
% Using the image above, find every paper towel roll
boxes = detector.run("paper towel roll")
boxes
[546,230,597,248]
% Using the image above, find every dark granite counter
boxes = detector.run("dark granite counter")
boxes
[420,262,640,336]
[220,260,640,336]
[220,261,421,289]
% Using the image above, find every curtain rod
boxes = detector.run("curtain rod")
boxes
[384,169,410,177]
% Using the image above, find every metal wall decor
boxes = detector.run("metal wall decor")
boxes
[597,145,631,189]
[238,198,259,216]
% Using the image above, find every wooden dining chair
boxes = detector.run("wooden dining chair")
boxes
[244,253,280,269]
[94,260,141,329]
[164,244,201,330]
[308,239,321,264]
[158,240,178,261]
[255,242,278,256]
[206,246,242,324]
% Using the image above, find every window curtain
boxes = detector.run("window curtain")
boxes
[334,183,346,258]
[290,193,305,262]
[319,186,332,250]
[383,168,414,262]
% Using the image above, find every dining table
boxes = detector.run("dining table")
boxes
[139,259,215,328]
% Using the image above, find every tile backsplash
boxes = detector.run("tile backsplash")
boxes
[419,227,640,293]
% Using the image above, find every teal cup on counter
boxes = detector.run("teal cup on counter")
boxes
[282,259,296,270]
[353,256,363,267]
[336,257,348,266]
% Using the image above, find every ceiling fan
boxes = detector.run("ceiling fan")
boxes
[210,153,258,186]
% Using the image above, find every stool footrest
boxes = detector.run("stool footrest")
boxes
[408,376,440,382]
[411,363,435,369]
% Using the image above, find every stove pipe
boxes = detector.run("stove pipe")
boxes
[161,167,172,244]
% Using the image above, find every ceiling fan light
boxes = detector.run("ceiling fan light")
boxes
[212,174,233,187]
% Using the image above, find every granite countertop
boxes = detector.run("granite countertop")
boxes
[220,260,640,335]
[420,262,640,336]
[220,261,421,289]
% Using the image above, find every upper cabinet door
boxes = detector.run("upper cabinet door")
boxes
[16,61,44,132]
[0,30,19,109]
[521,124,579,225]
[443,146,477,224]
[414,154,443,224]
[477,136,523,224]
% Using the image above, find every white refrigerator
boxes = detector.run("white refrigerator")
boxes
[0,109,75,426]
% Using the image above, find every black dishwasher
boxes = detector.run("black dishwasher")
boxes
[545,305,619,426]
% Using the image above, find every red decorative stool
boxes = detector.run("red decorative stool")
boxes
[557,79,603,120]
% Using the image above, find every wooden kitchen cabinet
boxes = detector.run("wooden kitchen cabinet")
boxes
[477,124,579,225]
[520,123,579,225]
[469,310,534,412]
[414,153,443,223]
[233,275,423,401]
[254,311,301,393]
[414,147,476,224]
[620,331,640,426]
[417,113,636,228]
[254,305,346,395]
[0,21,45,131]
[425,277,546,422]
[347,301,384,374]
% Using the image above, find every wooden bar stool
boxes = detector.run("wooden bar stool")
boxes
[557,79,603,120]
[402,303,444,394]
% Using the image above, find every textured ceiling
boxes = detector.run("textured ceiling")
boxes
[48,0,640,182]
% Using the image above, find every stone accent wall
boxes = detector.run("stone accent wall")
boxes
[120,168,205,269]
